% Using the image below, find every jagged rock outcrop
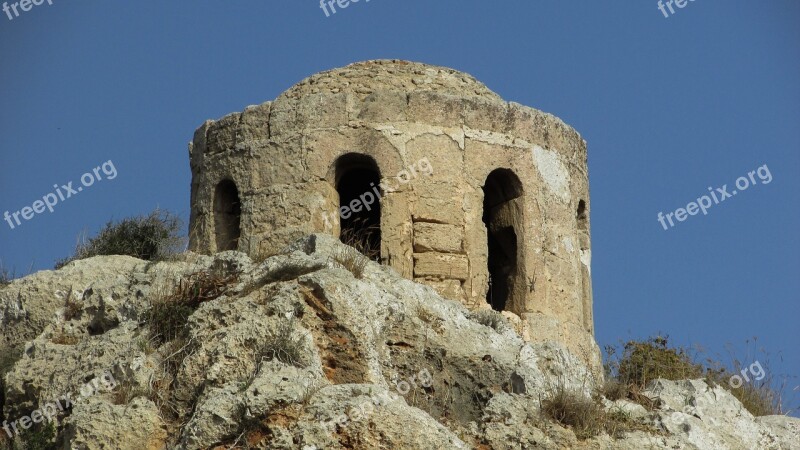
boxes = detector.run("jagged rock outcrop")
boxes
[1,235,798,449]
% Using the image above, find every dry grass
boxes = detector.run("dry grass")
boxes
[149,270,237,344]
[62,288,82,321]
[329,219,381,278]
[331,245,369,279]
[51,333,81,345]
[598,379,628,402]
[541,386,605,439]
[254,320,307,369]
[0,265,14,287]
[541,385,655,440]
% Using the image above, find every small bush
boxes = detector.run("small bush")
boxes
[728,378,781,417]
[541,386,605,439]
[609,336,703,390]
[55,209,183,268]
[714,342,788,416]
[149,300,195,344]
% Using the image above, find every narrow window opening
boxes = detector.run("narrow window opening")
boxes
[483,169,523,312]
[335,154,381,259]
[214,179,241,251]
[577,199,588,232]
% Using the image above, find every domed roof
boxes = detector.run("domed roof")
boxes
[280,60,502,101]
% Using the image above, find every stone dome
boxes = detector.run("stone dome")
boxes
[280,59,503,101]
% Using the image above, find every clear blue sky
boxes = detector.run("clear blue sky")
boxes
[1,1,798,409]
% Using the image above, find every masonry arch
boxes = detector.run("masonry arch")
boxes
[334,153,382,259]
[214,179,241,252]
[483,169,524,312]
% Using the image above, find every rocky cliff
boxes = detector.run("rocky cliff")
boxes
[1,235,798,449]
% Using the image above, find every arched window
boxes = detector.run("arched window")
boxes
[483,169,524,311]
[334,154,381,259]
[214,179,241,251]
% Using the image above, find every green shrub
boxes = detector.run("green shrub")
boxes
[55,209,183,268]
[18,422,56,450]
[609,336,703,389]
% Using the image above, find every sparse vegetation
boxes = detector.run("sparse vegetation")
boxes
[255,320,307,369]
[339,218,381,261]
[0,346,23,424]
[51,333,81,345]
[331,245,369,279]
[598,378,628,402]
[541,386,605,439]
[541,384,654,440]
[719,340,791,416]
[55,209,184,269]
[148,270,237,345]
[16,422,56,450]
[62,288,82,321]
[603,335,792,417]
[330,219,379,279]
[0,265,15,286]
[610,336,704,389]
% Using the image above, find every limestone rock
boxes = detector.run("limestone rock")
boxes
[1,235,797,450]
[63,397,167,450]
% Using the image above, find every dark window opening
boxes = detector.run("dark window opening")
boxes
[577,199,588,231]
[483,169,523,312]
[335,154,381,259]
[214,179,241,251]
